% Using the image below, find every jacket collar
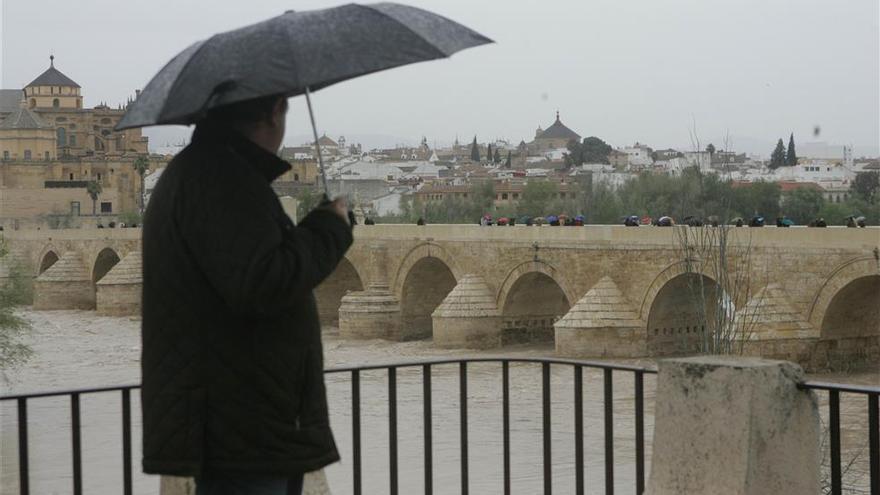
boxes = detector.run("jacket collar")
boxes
[192,122,291,183]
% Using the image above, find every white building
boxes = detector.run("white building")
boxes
[622,143,654,167]
[682,151,712,171]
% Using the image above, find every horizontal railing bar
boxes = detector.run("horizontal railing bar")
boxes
[0,384,141,401]
[799,381,880,395]
[325,357,658,375]
[10,365,880,403]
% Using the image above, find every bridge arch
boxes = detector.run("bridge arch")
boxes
[91,247,121,285]
[398,255,457,340]
[497,260,573,344]
[38,248,60,275]
[641,262,723,356]
[808,257,880,340]
[315,257,364,327]
[391,242,462,295]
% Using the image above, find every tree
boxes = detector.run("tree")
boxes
[470,136,480,162]
[472,181,496,213]
[580,136,613,164]
[517,181,558,217]
[706,143,716,155]
[675,222,762,355]
[0,239,32,371]
[782,188,824,224]
[493,147,501,164]
[769,139,786,169]
[486,144,492,164]
[785,133,797,167]
[731,180,781,219]
[86,180,103,215]
[850,171,879,204]
[565,139,583,167]
[504,151,512,168]
[133,155,149,214]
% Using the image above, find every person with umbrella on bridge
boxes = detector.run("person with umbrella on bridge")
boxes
[121,4,491,494]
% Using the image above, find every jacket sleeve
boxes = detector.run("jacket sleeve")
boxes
[178,161,353,317]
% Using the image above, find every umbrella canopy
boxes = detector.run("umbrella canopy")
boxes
[116,3,492,130]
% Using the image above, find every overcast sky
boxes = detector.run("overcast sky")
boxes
[1,0,878,155]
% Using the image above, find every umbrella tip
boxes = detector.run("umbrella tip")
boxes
[50,54,54,67]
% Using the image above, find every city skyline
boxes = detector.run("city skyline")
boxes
[1,0,877,155]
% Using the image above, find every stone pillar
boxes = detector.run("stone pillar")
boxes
[554,276,645,358]
[33,251,95,310]
[96,251,142,316]
[432,274,501,348]
[646,356,820,495]
[338,244,402,340]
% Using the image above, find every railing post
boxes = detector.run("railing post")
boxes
[460,362,469,495]
[502,361,511,495]
[574,366,584,495]
[352,370,362,495]
[71,393,82,495]
[542,362,552,495]
[869,394,879,495]
[635,371,645,495]
[645,357,820,494]
[17,398,29,495]
[604,368,614,495]
[829,390,841,495]
[423,364,433,495]
[122,389,133,495]
[389,367,398,495]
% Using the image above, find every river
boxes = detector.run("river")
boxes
[0,310,876,494]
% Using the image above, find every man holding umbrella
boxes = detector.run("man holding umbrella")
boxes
[120,4,491,494]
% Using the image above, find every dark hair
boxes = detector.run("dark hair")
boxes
[204,95,286,125]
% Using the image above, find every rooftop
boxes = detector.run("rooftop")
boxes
[0,106,52,130]
[26,56,81,89]
[535,112,581,142]
[0,89,24,114]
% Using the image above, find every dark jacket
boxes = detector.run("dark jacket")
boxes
[141,124,352,476]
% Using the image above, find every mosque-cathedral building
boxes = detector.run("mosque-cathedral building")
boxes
[1,57,155,229]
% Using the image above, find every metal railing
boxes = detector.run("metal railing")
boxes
[799,380,880,495]
[1,359,877,495]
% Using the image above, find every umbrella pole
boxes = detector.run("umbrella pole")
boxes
[304,87,330,197]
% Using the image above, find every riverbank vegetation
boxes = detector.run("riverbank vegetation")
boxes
[374,168,880,226]
[0,239,33,371]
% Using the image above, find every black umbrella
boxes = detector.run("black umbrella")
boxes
[116,3,492,193]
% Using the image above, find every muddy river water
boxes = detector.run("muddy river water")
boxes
[1,310,876,494]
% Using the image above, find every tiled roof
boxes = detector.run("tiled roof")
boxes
[0,89,24,114]
[0,107,52,130]
[26,59,81,88]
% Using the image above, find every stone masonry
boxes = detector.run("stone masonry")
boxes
[3,225,878,370]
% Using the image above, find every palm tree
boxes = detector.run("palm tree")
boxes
[133,156,149,214]
[86,181,103,216]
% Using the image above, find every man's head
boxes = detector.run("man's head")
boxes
[204,95,288,153]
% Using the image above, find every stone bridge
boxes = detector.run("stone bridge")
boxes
[2,225,878,370]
